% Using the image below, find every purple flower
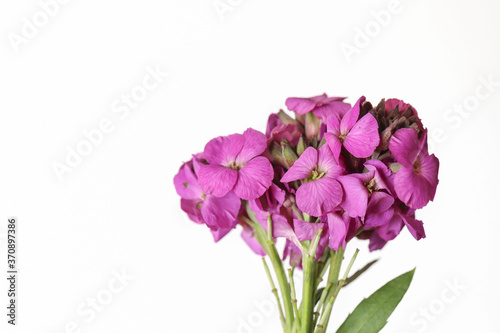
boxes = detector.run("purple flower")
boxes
[368,203,426,251]
[337,160,394,219]
[173,156,241,240]
[280,145,344,217]
[241,223,266,256]
[389,128,439,209]
[285,93,351,121]
[198,128,274,200]
[325,96,380,162]
[266,113,303,146]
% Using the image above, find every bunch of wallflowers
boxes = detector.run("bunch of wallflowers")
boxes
[174,94,439,333]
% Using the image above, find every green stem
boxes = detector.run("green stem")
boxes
[315,249,359,333]
[299,252,317,333]
[263,258,286,330]
[288,268,301,329]
[299,229,322,333]
[243,209,294,332]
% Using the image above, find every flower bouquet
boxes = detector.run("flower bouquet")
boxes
[174,94,439,333]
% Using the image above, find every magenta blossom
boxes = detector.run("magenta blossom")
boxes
[198,128,274,200]
[325,96,380,162]
[280,145,344,217]
[337,159,394,219]
[285,93,351,121]
[173,156,241,240]
[389,128,439,209]
[368,203,425,251]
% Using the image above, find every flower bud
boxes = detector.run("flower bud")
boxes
[305,112,321,140]
[281,139,299,168]
[296,136,307,156]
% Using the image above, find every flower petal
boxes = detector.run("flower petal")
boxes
[233,156,274,200]
[285,97,318,114]
[343,113,380,158]
[293,219,326,241]
[296,178,343,216]
[211,227,233,242]
[180,198,204,224]
[401,214,426,240]
[324,132,342,163]
[203,133,244,165]
[327,212,348,251]
[318,144,344,178]
[394,166,431,209]
[198,164,238,197]
[241,227,266,256]
[281,147,318,182]
[340,96,365,134]
[369,232,388,251]
[389,128,419,168]
[420,154,439,202]
[337,175,369,217]
[174,163,203,200]
[236,128,268,164]
[201,192,241,230]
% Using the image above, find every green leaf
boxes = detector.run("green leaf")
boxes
[336,268,415,333]
[344,259,379,287]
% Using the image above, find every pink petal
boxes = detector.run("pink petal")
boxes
[236,128,268,164]
[211,227,233,242]
[343,113,380,158]
[180,198,204,224]
[281,147,318,182]
[241,227,266,256]
[283,239,303,268]
[285,97,317,114]
[313,101,351,121]
[340,96,365,134]
[326,113,341,136]
[394,166,431,209]
[327,212,349,251]
[389,128,419,168]
[173,163,203,200]
[318,144,344,178]
[324,132,342,163]
[376,214,403,241]
[364,159,394,194]
[293,219,326,241]
[365,207,394,228]
[233,157,274,200]
[337,175,369,218]
[201,192,241,230]
[203,133,244,165]
[419,154,439,202]
[401,214,426,240]
[369,232,387,251]
[296,178,342,217]
[256,212,302,250]
[367,191,395,214]
[198,164,238,197]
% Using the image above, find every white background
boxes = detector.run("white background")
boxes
[1,0,499,332]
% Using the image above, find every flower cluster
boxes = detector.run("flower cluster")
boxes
[174,94,439,265]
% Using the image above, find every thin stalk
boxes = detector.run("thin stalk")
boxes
[243,210,295,332]
[299,229,322,333]
[263,258,286,330]
[315,249,359,333]
[288,268,301,329]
